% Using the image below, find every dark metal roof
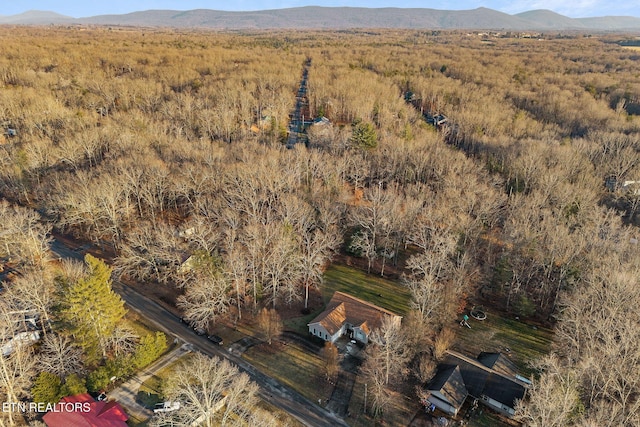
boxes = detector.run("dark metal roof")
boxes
[477,352,519,378]
[443,351,526,408]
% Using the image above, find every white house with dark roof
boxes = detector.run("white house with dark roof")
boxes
[307,291,401,344]
[425,350,531,418]
[425,365,468,416]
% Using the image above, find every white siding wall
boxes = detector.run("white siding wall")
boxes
[481,395,515,416]
[353,327,368,344]
[427,396,457,416]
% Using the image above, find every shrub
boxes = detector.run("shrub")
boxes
[32,372,62,404]
[60,373,87,396]
[86,367,110,392]
[132,332,167,369]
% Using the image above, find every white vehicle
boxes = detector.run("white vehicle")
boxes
[153,401,181,413]
[1,331,40,357]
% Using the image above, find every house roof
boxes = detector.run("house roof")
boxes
[443,350,526,408]
[477,352,519,378]
[483,371,528,408]
[43,393,129,427]
[308,291,401,336]
[311,302,347,336]
[427,365,468,411]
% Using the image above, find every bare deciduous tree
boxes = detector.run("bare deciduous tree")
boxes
[360,346,393,419]
[320,341,340,382]
[114,221,185,283]
[0,304,37,426]
[300,224,341,309]
[5,267,55,336]
[0,200,51,268]
[154,353,259,427]
[367,316,409,386]
[106,325,139,358]
[177,254,232,330]
[39,333,84,377]
[348,182,395,274]
[256,308,283,346]
[514,355,582,427]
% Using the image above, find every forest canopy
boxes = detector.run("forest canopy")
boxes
[1,26,640,426]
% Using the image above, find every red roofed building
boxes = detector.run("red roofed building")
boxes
[307,292,401,344]
[43,393,128,427]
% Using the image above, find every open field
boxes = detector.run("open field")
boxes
[323,264,412,316]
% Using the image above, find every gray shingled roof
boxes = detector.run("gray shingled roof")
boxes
[427,364,469,411]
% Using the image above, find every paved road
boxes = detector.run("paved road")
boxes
[287,58,312,148]
[51,239,349,427]
[112,281,348,427]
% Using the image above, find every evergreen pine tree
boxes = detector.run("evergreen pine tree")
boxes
[31,372,62,404]
[61,254,126,362]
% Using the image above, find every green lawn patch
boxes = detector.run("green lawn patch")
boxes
[125,312,157,338]
[453,309,554,376]
[322,264,412,316]
[283,307,324,335]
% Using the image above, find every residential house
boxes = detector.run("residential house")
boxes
[43,393,128,427]
[1,331,40,357]
[424,365,468,416]
[425,350,529,418]
[307,291,401,344]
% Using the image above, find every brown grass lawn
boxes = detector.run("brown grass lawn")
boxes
[347,372,421,427]
[257,400,307,427]
[242,340,333,404]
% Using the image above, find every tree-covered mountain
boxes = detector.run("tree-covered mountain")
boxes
[2,7,640,31]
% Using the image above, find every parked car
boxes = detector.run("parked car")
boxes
[96,392,107,401]
[207,335,223,345]
[193,327,206,336]
[153,401,181,413]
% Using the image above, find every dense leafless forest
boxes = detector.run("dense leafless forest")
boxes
[1,26,640,426]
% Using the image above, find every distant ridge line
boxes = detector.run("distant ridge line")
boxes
[2,7,640,31]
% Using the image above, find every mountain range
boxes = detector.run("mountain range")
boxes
[1,7,640,31]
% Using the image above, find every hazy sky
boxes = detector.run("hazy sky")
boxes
[1,1,638,19]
